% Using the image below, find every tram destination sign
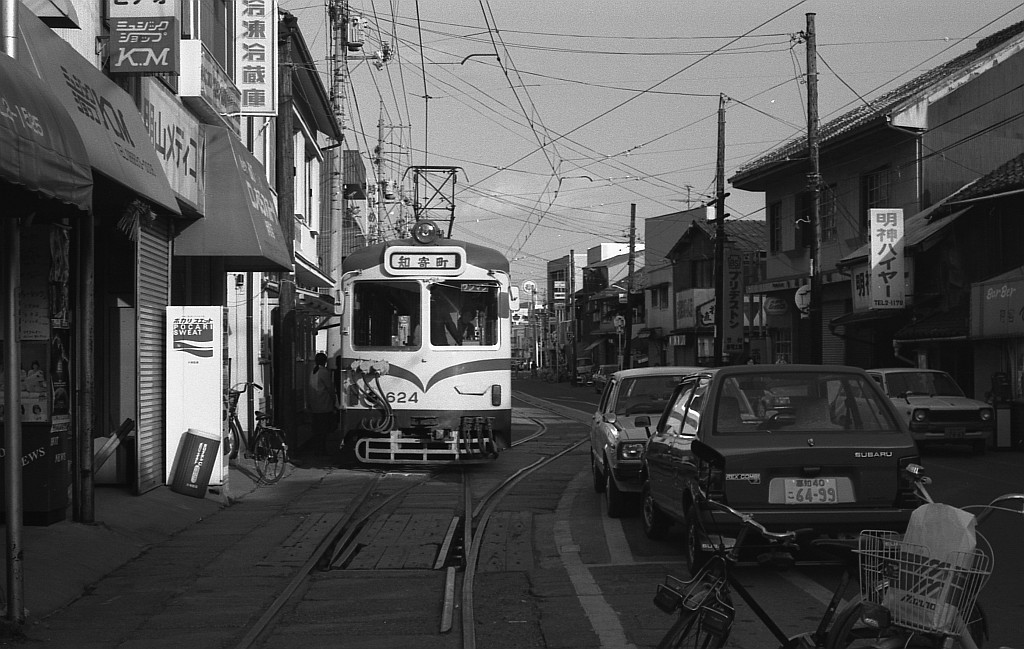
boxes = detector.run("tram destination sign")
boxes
[385,246,466,276]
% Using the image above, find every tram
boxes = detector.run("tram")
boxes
[334,219,515,464]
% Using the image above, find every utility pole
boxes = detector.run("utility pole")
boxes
[806,13,823,364]
[375,105,385,243]
[713,93,727,367]
[625,204,636,369]
[568,251,576,385]
[275,13,298,444]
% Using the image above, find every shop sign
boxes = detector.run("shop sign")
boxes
[179,40,241,134]
[675,288,714,328]
[108,0,180,74]
[141,78,204,211]
[234,0,279,116]
[869,208,905,309]
[764,296,788,316]
[723,246,744,351]
[971,275,1024,338]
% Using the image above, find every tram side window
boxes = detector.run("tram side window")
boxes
[352,281,421,348]
[429,281,498,347]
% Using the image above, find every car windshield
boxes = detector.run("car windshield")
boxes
[881,371,964,398]
[713,371,899,434]
[617,375,685,414]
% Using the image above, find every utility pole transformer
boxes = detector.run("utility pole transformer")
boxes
[806,13,823,364]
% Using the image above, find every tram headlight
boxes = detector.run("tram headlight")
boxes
[411,219,441,244]
[492,384,501,406]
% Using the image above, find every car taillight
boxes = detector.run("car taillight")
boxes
[698,458,725,500]
[896,455,923,507]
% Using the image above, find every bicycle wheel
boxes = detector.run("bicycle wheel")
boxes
[252,428,288,484]
[826,600,987,648]
[227,418,241,460]
[656,606,730,649]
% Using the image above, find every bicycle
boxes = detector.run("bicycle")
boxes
[652,444,863,649]
[826,464,1024,649]
[225,381,289,484]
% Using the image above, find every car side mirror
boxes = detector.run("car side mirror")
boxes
[690,439,724,467]
[602,412,617,425]
[634,415,651,427]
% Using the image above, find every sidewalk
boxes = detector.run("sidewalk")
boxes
[0,442,329,630]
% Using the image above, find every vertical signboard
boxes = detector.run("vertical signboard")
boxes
[108,0,180,74]
[166,307,225,486]
[141,78,205,212]
[235,0,279,116]
[723,245,745,352]
[869,208,905,309]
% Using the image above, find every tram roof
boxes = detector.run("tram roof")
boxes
[343,237,510,274]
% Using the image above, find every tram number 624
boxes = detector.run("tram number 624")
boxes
[385,392,419,403]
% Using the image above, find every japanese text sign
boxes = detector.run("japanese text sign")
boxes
[108,0,180,74]
[869,208,905,309]
[234,0,278,116]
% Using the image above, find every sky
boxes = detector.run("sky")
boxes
[279,0,1024,289]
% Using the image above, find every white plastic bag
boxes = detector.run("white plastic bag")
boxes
[884,503,978,632]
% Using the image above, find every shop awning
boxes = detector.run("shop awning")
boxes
[16,4,179,215]
[174,127,292,272]
[583,339,604,352]
[24,0,80,28]
[0,50,91,212]
[830,309,905,328]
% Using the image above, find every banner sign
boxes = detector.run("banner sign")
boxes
[869,208,905,309]
[723,245,745,351]
[234,0,279,116]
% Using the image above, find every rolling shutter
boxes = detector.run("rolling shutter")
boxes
[135,218,171,493]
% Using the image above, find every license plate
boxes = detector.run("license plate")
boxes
[945,427,966,439]
[784,478,839,504]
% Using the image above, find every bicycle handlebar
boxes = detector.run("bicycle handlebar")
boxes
[701,497,797,544]
[229,381,263,394]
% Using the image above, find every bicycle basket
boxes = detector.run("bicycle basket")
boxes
[856,530,992,637]
[654,570,726,614]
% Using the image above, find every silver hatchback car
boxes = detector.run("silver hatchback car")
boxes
[589,366,704,517]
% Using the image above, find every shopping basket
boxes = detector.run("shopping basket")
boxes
[856,530,992,637]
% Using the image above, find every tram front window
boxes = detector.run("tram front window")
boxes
[351,280,421,348]
[429,281,498,347]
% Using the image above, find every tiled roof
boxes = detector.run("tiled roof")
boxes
[948,151,1024,202]
[673,219,767,256]
[732,21,1024,181]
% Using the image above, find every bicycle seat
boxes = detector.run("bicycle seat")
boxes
[255,411,268,421]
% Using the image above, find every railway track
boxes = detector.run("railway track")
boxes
[229,392,588,649]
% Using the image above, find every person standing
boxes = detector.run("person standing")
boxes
[308,352,336,455]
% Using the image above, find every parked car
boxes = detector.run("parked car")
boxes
[589,366,704,518]
[866,368,994,453]
[640,364,922,572]
[591,364,619,394]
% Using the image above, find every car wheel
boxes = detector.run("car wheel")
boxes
[641,482,671,539]
[684,505,711,574]
[606,470,626,518]
[592,455,606,493]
